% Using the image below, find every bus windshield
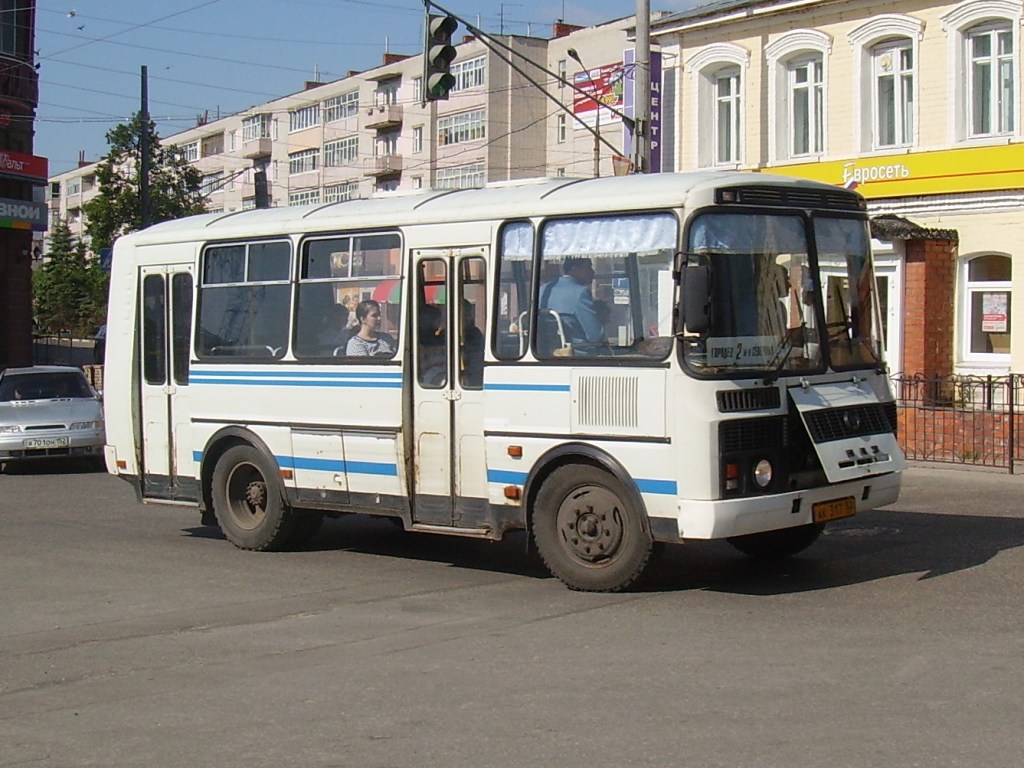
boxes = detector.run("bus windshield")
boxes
[682,211,882,376]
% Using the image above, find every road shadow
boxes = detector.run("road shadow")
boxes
[183,505,1024,594]
[1,457,105,475]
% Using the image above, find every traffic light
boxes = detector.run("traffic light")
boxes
[424,13,458,102]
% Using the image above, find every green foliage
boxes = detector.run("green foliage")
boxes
[33,219,109,337]
[83,112,206,253]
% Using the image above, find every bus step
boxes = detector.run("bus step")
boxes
[410,523,494,539]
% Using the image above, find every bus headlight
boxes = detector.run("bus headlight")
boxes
[753,459,773,488]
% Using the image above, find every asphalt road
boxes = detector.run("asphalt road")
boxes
[2,462,1022,768]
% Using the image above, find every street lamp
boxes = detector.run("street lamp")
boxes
[567,48,601,178]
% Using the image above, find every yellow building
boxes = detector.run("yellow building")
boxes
[652,0,1022,376]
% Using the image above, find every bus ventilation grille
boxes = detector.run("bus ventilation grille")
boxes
[804,404,892,444]
[731,186,863,211]
[717,387,781,413]
[576,375,639,429]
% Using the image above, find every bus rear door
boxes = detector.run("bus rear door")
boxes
[138,266,198,501]
[410,248,489,530]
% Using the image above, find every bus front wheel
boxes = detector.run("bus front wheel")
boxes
[212,445,295,551]
[533,465,653,592]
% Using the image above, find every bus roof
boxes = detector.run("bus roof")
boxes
[119,171,857,247]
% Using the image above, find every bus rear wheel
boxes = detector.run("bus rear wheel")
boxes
[212,445,295,551]
[533,465,653,592]
[727,523,824,559]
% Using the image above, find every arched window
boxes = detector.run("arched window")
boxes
[687,43,749,168]
[960,253,1012,363]
[848,14,923,152]
[941,0,1021,142]
[765,30,831,162]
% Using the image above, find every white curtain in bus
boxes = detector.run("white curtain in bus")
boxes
[541,214,676,257]
[502,221,534,259]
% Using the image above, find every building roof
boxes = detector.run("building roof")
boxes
[869,214,958,243]
[654,0,834,29]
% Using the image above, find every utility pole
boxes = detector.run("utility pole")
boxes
[140,65,152,228]
[633,0,651,174]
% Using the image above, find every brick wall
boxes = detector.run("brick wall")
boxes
[901,238,956,379]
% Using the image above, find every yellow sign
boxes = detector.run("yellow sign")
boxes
[761,143,1024,199]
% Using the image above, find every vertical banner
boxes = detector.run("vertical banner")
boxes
[623,49,663,172]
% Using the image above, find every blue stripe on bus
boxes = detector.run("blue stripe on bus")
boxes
[484,383,572,392]
[487,469,677,496]
[191,451,398,478]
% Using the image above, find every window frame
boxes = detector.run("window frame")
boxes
[765,29,832,163]
[959,253,1012,366]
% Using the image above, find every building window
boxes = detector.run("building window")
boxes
[688,43,750,169]
[289,104,320,133]
[288,189,321,206]
[201,132,225,157]
[201,170,224,196]
[873,40,914,147]
[413,126,424,154]
[557,113,566,143]
[436,162,485,189]
[412,77,422,102]
[451,56,486,92]
[242,114,271,142]
[790,56,824,156]
[288,148,319,175]
[558,59,567,89]
[323,91,360,122]
[961,254,1012,362]
[181,141,200,163]
[968,23,1015,137]
[324,182,359,202]
[66,178,81,196]
[715,67,742,164]
[376,80,399,107]
[765,30,831,163]
[438,109,486,146]
[323,136,359,167]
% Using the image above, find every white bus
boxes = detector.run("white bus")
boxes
[103,172,905,591]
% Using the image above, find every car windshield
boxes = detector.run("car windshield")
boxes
[0,372,94,402]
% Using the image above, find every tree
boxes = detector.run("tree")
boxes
[33,219,109,337]
[84,111,206,253]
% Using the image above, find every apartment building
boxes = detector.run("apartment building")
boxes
[47,17,647,243]
[649,0,1022,377]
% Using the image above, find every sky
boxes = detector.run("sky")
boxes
[34,0,700,175]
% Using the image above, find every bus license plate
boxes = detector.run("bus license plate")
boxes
[25,436,69,449]
[812,496,856,523]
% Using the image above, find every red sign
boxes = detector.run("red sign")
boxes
[0,149,48,182]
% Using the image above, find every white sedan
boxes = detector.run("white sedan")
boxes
[0,366,105,471]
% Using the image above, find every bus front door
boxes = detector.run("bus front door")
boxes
[138,266,198,501]
[410,249,490,530]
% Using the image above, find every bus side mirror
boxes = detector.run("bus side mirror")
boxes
[683,264,710,335]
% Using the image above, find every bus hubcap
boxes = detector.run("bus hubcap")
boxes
[556,486,625,563]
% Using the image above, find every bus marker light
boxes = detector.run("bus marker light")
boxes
[504,486,521,500]
[281,469,294,480]
[116,459,127,470]
[507,445,523,458]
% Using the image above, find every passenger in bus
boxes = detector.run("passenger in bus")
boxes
[316,302,350,353]
[460,299,485,387]
[417,303,446,385]
[539,257,605,346]
[346,299,397,357]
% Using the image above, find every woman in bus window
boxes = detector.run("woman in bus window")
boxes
[346,299,397,357]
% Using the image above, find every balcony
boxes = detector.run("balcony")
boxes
[242,138,272,160]
[364,154,403,177]
[365,104,404,129]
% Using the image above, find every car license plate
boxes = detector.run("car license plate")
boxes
[812,496,856,523]
[25,436,70,449]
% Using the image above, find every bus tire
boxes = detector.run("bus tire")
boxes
[533,465,653,592]
[212,444,294,551]
[727,523,824,559]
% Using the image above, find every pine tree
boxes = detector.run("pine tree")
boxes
[83,112,206,253]
[33,219,109,337]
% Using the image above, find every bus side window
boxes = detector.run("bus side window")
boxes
[495,221,534,360]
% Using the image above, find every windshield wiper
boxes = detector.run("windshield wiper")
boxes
[762,326,804,384]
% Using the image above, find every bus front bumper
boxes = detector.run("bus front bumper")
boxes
[667,471,902,540]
